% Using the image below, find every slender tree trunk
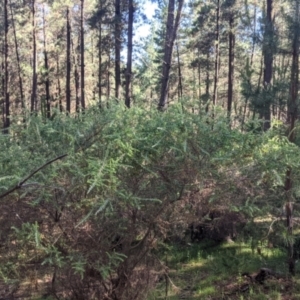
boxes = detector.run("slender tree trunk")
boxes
[192,52,196,111]
[227,14,235,118]
[158,0,184,109]
[212,0,220,106]
[107,50,111,104]
[2,57,4,127]
[205,51,210,112]
[72,36,80,112]
[198,48,201,101]
[250,1,257,66]
[98,20,102,107]
[66,7,71,113]
[9,0,24,112]
[159,0,175,109]
[115,0,121,100]
[176,43,183,100]
[42,5,51,119]
[31,0,37,113]
[56,53,63,112]
[125,0,134,108]
[3,0,9,133]
[261,0,274,130]
[91,36,95,101]
[285,0,300,276]
[80,0,85,109]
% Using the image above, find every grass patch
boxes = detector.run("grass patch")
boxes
[148,240,300,300]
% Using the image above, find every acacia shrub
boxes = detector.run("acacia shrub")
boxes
[2,105,297,298]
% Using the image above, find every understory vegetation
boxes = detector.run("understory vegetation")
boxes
[1,104,300,299]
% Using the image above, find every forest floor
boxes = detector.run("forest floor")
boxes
[148,240,300,300]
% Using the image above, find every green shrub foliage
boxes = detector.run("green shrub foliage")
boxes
[0,105,300,299]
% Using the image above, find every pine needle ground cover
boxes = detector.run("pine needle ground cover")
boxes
[1,105,300,299]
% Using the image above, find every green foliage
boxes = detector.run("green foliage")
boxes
[1,104,300,298]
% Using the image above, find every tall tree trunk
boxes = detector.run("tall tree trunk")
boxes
[91,36,95,101]
[212,0,220,106]
[42,5,51,119]
[2,56,4,127]
[98,18,102,107]
[285,0,300,276]
[198,48,201,102]
[176,43,183,100]
[261,0,274,130]
[72,36,80,112]
[3,0,9,133]
[31,0,37,113]
[227,14,235,118]
[80,0,85,109]
[107,54,111,104]
[56,53,63,112]
[9,0,24,112]
[66,7,71,113]
[250,0,257,66]
[205,50,210,112]
[125,0,134,108]
[115,0,121,100]
[158,0,184,110]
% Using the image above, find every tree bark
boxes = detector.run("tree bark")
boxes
[197,48,201,102]
[9,0,24,112]
[205,51,210,112]
[261,0,274,130]
[72,36,80,113]
[80,0,85,109]
[107,54,111,105]
[66,7,71,113]
[56,53,63,112]
[42,5,51,119]
[3,0,9,133]
[158,0,184,110]
[98,20,102,107]
[212,0,220,106]
[285,0,300,276]
[31,0,37,113]
[227,14,235,118]
[125,0,134,108]
[115,0,121,100]
[176,43,183,100]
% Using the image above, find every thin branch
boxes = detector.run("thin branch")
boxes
[0,123,108,200]
[0,154,67,199]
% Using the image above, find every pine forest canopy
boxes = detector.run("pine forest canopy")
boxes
[0,0,298,122]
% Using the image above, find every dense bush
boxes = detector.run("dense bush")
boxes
[0,105,300,299]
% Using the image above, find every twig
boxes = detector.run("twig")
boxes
[0,154,67,199]
[0,123,108,200]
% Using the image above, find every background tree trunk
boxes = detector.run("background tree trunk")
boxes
[125,0,134,108]
[212,0,220,106]
[42,5,51,119]
[177,43,183,100]
[80,0,85,110]
[3,0,9,133]
[227,14,235,118]
[115,0,121,100]
[9,0,24,113]
[261,0,274,130]
[66,7,71,113]
[31,0,37,113]
[285,0,300,276]
[158,0,184,110]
